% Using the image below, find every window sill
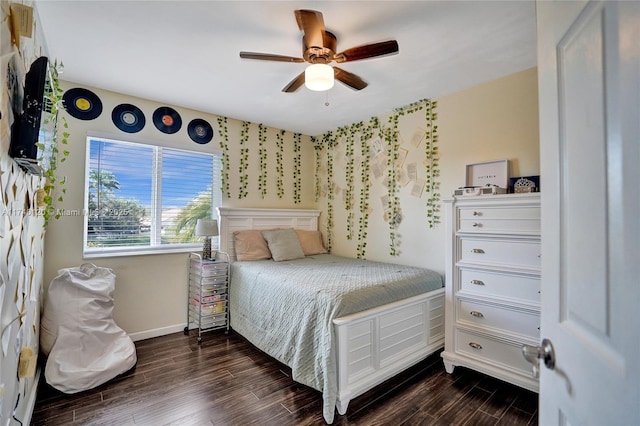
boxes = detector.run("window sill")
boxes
[83,244,203,259]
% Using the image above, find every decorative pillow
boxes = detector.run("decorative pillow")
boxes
[233,230,271,261]
[261,228,305,262]
[295,229,327,256]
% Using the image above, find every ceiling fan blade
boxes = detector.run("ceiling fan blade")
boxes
[295,9,325,48]
[334,40,399,63]
[240,52,305,63]
[282,71,306,93]
[334,67,368,91]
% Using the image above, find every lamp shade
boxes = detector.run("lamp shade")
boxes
[305,64,334,91]
[195,219,218,237]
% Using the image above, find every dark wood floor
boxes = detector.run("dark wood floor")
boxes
[32,330,538,425]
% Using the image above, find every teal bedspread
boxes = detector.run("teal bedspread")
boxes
[229,254,443,423]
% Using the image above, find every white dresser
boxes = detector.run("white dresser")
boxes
[442,193,541,392]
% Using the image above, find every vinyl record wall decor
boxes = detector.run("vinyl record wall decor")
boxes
[187,118,213,144]
[63,88,103,120]
[153,106,182,134]
[112,103,146,133]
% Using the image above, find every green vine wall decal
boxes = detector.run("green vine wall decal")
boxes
[424,100,440,227]
[356,117,379,259]
[384,116,401,256]
[345,126,356,240]
[38,60,69,225]
[238,121,250,199]
[334,124,356,240]
[258,123,267,198]
[322,131,335,252]
[393,98,441,228]
[311,136,322,202]
[276,129,285,198]
[216,116,231,198]
[314,98,440,259]
[293,132,302,204]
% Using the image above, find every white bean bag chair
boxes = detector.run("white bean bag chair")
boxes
[40,263,137,393]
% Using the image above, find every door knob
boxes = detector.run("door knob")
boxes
[522,338,556,378]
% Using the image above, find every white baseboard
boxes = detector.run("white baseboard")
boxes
[128,323,187,342]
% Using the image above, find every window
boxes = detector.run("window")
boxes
[84,136,221,257]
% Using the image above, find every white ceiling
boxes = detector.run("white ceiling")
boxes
[35,1,537,136]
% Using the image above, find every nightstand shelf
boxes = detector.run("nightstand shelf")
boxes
[184,251,230,343]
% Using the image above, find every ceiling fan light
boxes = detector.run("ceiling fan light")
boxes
[305,64,334,91]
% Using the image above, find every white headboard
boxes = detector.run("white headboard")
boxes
[217,207,321,261]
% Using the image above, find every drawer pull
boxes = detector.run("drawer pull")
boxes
[471,279,485,286]
[472,222,482,228]
[468,342,483,350]
[470,311,484,318]
[472,211,481,216]
[472,248,485,254]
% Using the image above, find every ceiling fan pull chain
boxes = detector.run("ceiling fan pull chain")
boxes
[325,91,330,107]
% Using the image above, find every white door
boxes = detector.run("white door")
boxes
[536,0,640,424]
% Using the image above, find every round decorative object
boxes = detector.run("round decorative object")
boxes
[187,118,214,144]
[153,106,182,134]
[112,103,146,133]
[62,88,103,120]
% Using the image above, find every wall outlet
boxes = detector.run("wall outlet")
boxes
[18,348,37,379]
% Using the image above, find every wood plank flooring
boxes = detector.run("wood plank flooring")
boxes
[32,330,538,425]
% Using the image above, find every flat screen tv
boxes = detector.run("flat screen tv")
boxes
[9,56,49,174]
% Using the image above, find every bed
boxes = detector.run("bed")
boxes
[218,207,445,424]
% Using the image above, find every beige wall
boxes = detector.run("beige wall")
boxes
[43,82,315,340]
[326,67,540,275]
[438,67,540,196]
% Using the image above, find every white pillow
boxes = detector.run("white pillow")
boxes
[261,228,305,262]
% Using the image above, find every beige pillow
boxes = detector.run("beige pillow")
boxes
[261,228,305,262]
[295,229,327,256]
[233,230,271,261]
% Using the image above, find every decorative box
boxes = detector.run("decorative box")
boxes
[509,176,540,193]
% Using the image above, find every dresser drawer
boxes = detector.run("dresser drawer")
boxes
[459,206,540,221]
[460,238,541,269]
[456,329,534,375]
[197,312,228,329]
[190,260,228,277]
[189,300,227,315]
[459,269,540,303]
[190,273,227,285]
[459,218,540,234]
[458,205,540,234]
[457,299,540,339]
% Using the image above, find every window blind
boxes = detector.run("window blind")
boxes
[85,136,221,257]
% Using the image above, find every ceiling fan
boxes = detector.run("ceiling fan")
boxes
[239,9,399,93]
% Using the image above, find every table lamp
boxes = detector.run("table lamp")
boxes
[195,219,218,259]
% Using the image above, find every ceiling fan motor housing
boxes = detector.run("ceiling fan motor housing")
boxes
[303,31,337,64]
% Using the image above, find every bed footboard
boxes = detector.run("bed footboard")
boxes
[332,287,445,414]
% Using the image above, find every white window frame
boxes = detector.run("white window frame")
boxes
[83,133,221,258]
